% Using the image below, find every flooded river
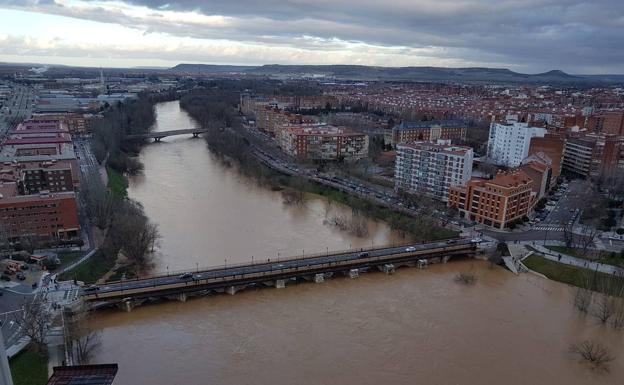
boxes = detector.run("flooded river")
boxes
[89,101,624,384]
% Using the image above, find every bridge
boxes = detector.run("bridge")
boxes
[125,128,209,141]
[81,239,479,311]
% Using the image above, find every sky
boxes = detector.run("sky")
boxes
[0,0,622,74]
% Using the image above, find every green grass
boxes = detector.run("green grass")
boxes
[10,349,48,385]
[106,167,128,198]
[56,250,83,269]
[524,254,623,293]
[58,250,116,284]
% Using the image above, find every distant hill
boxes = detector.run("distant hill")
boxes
[169,63,257,74]
[166,63,620,84]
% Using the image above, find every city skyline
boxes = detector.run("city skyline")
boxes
[0,0,623,74]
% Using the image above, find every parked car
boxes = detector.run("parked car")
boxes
[16,273,25,281]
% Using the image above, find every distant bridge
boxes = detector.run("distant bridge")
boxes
[125,128,209,141]
[81,239,479,311]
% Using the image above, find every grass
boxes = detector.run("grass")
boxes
[58,250,116,284]
[106,167,128,198]
[523,254,623,292]
[56,250,83,269]
[10,349,48,385]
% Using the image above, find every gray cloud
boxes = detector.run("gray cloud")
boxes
[1,0,623,73]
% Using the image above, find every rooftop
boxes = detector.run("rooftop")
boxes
[46,364,118,385]
[395,119,466,130]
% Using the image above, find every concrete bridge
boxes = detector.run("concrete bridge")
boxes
[82,239,479,311]
[125,128,209,141]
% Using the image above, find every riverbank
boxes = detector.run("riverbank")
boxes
[523,254,624,293]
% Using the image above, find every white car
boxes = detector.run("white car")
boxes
[405,246,416,252]
[470,238,483,244]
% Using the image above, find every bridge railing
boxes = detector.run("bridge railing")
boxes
[101,239,463,286]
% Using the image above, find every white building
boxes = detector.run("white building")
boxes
[395,141,473,202]
[487,122,546,167]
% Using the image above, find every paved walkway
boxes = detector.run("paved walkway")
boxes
[524,243,624,276]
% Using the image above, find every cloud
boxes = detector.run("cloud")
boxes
[0,0,623,73]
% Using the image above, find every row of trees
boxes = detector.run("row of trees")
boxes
[91,96,156,174]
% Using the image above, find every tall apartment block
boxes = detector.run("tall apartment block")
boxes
[395,141,473,202]
[487,122,546,167]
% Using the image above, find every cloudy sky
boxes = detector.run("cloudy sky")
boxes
[0,0,622,73]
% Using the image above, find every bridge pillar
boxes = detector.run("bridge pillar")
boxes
[275,279,286,289]
[314,273,325,283]
[226,286,238,295]
[120,301,134,313]
[177,293,187,302]
[349,269,359,279]
[442,256,451,264]
[417,259,428,269]
[154,137,162,142]
[192,133,199,138]
[383,264,396,275]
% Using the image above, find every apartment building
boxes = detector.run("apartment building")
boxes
[395,142,473,202]
[586,112,624,136]
[278,124,369,161]
[391,120,467,145]
[520,157,552,201]
[0,184,80,240]
[562,134,622,178]
[528,133,565,183]
[448,170,534,229]
[487,122,547,167]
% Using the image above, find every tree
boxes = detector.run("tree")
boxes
[64,305,102,365]
[570,340,614,371]
[109,202,160,270]
[14,299,51,353]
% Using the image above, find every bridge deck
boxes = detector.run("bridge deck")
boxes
[125,128,209,140]
[82,240,477,301]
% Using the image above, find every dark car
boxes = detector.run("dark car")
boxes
[179,273,193,280]
[84,285,100,292]
[358,252,369,258]
[446,239,457,244]
[16,273,26,281]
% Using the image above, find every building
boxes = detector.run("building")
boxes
[46,364,118,385]
[586,112,624,136]
[0,186,80,240]
[448,170,534,229]
[278,124,369,161]
[31,113,101,136]
[395,141,473,202]
[562,134,622,179]
[528,133,565,184]
[391,120,467,145]
[487,122,547,167]
[520,156,552,201]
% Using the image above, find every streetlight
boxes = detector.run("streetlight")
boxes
[166,266,169,276]
[196,262,199,273]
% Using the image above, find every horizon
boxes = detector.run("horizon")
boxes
[0,1,623,75]
[1,60,623,77]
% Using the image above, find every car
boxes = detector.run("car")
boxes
[446,239,457,244]
[84,285,100,292]
[470,238,483,244]
[192,274,201,281]
[16,273,25,281]
[405,246,416,252]
[179,273,193,280]
[358,252,369,258]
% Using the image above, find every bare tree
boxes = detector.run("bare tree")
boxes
[573,272,594,314]
[14,298,51,353]
[64,306,102,365]
[570,340,614,371]
[454,270,478,285]
[593,278,618,324]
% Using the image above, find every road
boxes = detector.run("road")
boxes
[82,239,475,296]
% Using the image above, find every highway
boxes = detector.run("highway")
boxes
[81,239,476,299]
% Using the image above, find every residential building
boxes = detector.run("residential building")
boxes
[0,185,80,240]
[395,141,473,202]
[448,170,534,229]
[487,122,547,167]
[562,134,622,178]
[391,120,467,145]
[586,112,624,136]
[528,133,565,184]
[520,156,552,201]
[278,124,369,161]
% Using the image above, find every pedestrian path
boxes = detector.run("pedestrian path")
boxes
[524,243,624,277]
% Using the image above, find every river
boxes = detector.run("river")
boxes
[89,101,624,384]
